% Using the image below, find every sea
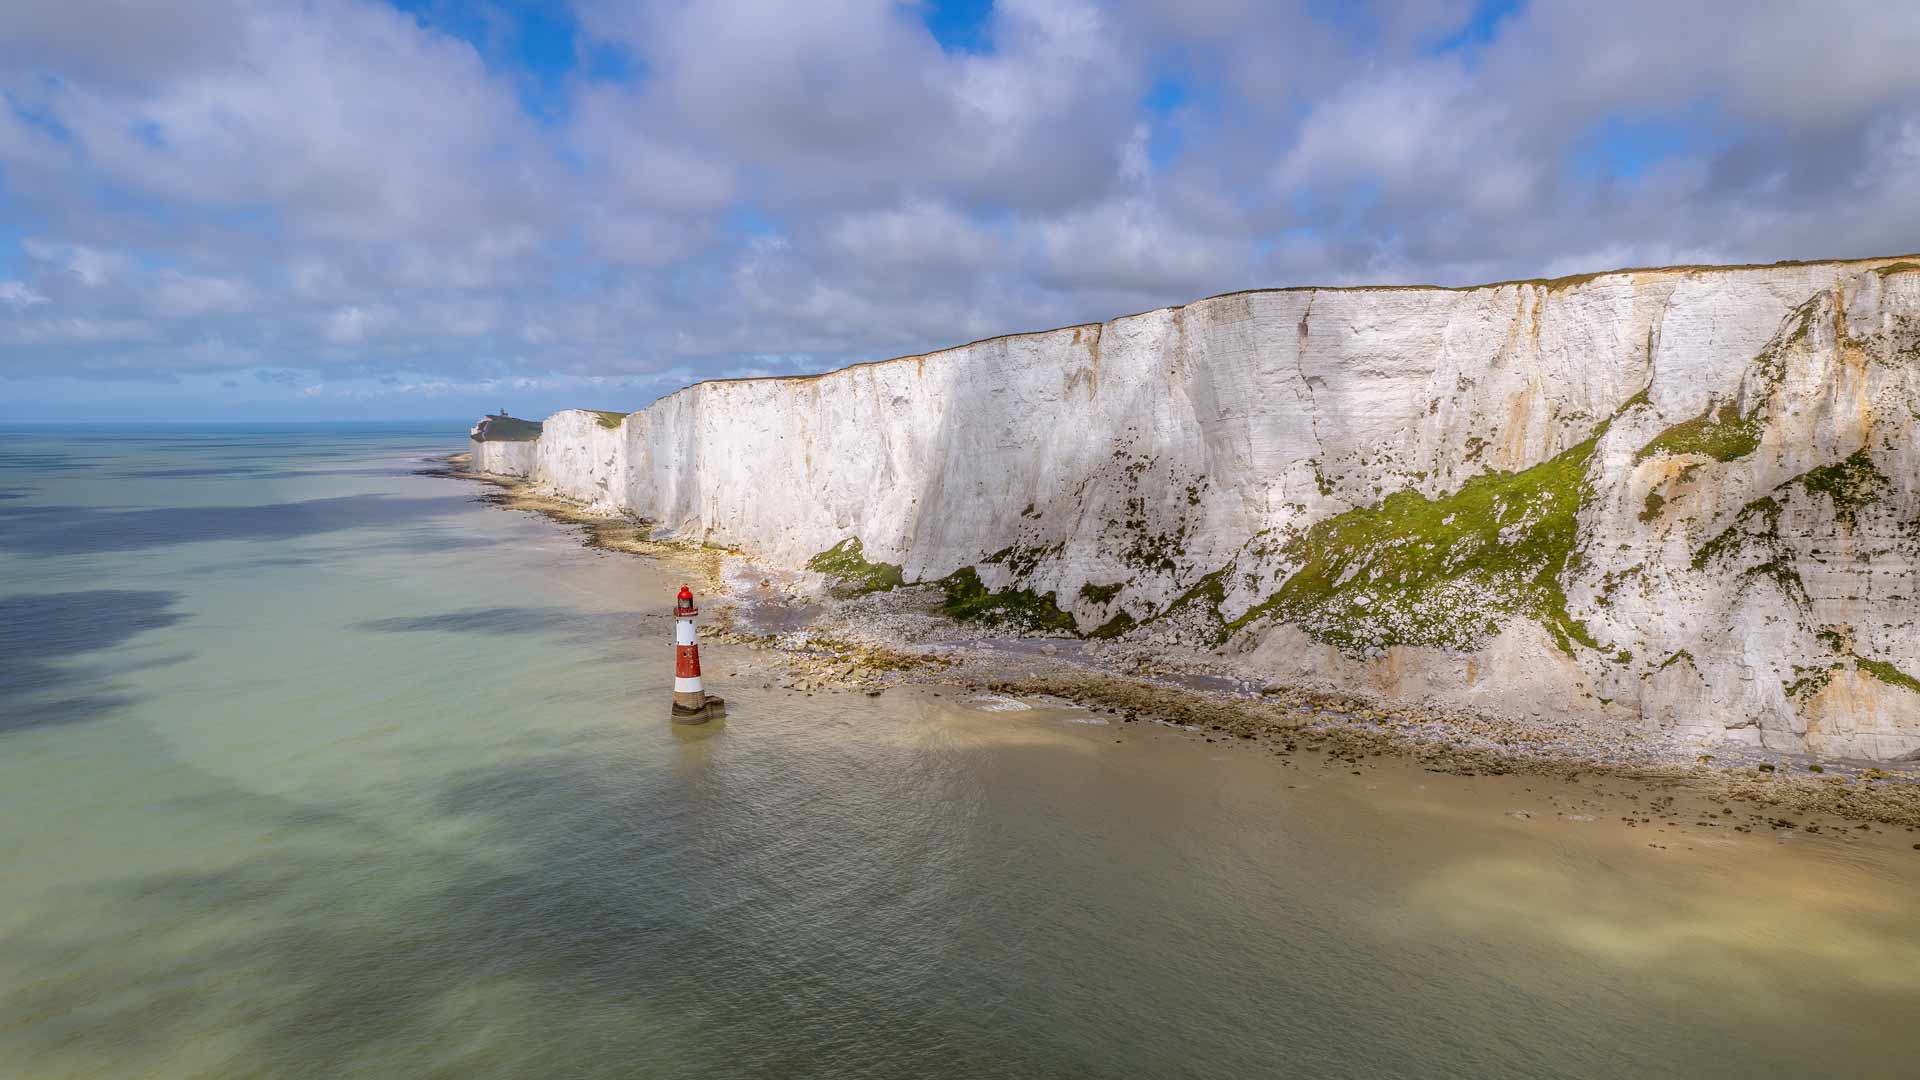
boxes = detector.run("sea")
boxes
[1,423,1916,1079]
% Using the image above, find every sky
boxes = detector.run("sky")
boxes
[3,1,1920,422]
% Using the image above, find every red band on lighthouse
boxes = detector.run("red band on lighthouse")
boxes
[675,644,702,679]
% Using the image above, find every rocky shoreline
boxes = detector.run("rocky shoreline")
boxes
[431,452,1920,830]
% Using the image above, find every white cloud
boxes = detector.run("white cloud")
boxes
[0,316,157,347]
[1036,196,1246,297]
[3,0,559,248]
[22,239,130,286]
[577,0,1138,210]
[0,281,49,307]
[146,272,256,319]
[825,200,1002,274]
[324,305,385,346]
[3,0,1920,417]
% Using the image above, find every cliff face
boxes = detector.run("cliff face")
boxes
[467,414,541,475]
[471,257,1920,759]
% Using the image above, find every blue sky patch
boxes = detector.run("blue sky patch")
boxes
[921,0,995,54]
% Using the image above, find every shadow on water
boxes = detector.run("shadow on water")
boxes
[354,606,645,640]
[109,466,276,479]
[108,466,428,481]
[0,693,144,732]
[0,449,102,473]
[0,590,189,733]
[0,739,1010,1079]
[0,495,469,556]
[172,530,501,576]
[8,717,1917,1080]
[180,555,323,576]
[340,529,507,555]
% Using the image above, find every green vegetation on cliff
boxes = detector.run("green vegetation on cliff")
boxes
[589,410,628,429]
[1635,401,1762,463]
[983,542,1063,579]
[1141,566,1231,641]
[938,567,1078,633]
[1786,664,1839,702]
[1693,497,1782,570]
[1691,495,1810,607]
[1797,449,1888,526]
[1783,634,1908,707]
[1856,656,1920,694]
[807,538,905,597]
[1223,432,1608,656]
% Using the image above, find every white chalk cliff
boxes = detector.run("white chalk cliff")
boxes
[473,256,1920,759]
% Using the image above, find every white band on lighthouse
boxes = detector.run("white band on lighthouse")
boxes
[676,618,696,646]
[674,676,702,692]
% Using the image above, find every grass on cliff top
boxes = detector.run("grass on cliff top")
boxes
[1635,401,1762,463]
[1224,432,1606,656]
[589,410,629,429]
[472,416,543,442]
[806,538,905,597]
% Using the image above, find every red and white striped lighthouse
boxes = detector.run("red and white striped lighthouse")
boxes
[671,585,717,721]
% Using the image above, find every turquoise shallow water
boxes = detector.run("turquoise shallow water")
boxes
[1,424,1917,1079]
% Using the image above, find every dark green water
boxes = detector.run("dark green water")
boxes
[1,425,1916,1078]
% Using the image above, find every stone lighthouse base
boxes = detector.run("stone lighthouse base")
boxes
[671,693,725,724]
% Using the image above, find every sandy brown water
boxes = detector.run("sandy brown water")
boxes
[2,425,1917,1079]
